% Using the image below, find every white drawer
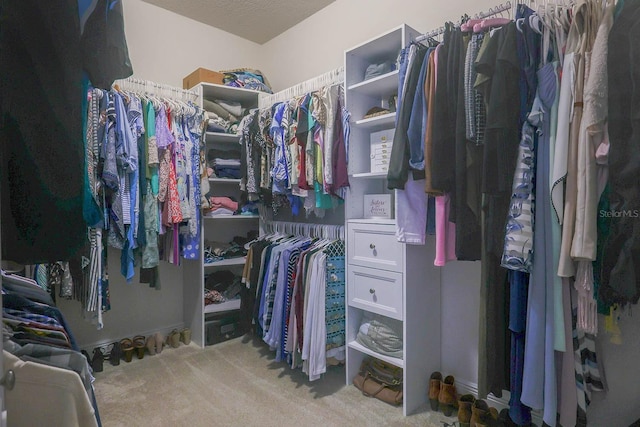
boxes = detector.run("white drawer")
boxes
[348,265,403,320]
[370,164,389,173]
[348,223,403,272]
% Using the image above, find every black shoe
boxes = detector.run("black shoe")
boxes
[108,341,122,366]
[91,348,104,373]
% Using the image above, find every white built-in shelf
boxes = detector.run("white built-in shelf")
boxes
[206,132,240,144]
[354,112,396,129]
[208,178,241,184]
[351,171,388,179]
[346,25,403,64]
[348,341,404,368]
[204,258,246,269]
[200,82,260,104]
[347,70,398,97]
[204,299,241,314]
[203,215,259,220]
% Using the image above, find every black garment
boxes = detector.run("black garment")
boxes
[387,45,427,190]
[81,0,133,90]
[0,0,133,264]
[430,26,455,193]
[475,23,521,398]
[602,0,640,307]
[454,29,482,261]
[239,240,269,334]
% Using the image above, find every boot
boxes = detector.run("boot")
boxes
[470,399,489,427]
[458,394,476,427]
[428,371,442,411]
[438,375,458,416]
[91,348,104,373]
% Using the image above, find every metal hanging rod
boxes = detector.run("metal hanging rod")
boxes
[258,67,344,108]
[415,1,512,42]
[262,220,345,240]
[113,77,199,101]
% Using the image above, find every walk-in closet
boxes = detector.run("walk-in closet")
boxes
[1,0,638,426]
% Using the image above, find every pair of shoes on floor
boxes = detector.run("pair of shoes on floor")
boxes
[458,395,501,427]
[428,371,458,416]
[166,328,191,348]
[145,332,165,355]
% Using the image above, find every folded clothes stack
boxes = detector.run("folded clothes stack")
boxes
[220,68,273,94]
[240,201,259,216]
[204,196,238,216]
[204,98,247,134]
[207,148,242,179]
[213,158,241,179]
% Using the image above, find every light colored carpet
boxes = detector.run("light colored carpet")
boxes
[94,336,457,427]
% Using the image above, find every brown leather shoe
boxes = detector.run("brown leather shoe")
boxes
[471,400,499,427]
[470,399,489,427]
[438,375,458,416]
[458,394,476,427]
[428,371,443,411]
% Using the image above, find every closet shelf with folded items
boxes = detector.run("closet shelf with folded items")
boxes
[182,81,260,348]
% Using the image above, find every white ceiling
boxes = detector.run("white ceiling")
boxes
[141,0,335,44]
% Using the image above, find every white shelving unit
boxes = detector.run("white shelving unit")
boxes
[344,24,442,416]
[182,83,260,347]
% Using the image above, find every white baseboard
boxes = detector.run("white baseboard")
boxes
[80,322,185,352]
[455,378,543,427]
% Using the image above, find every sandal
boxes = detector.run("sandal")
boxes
[120,338,134,363]
[180,328,192,345]
[108,341,122,366]
[154,332,165,354]
[146,335,156,356]
[133,335,146,359]
[167,330,180,348]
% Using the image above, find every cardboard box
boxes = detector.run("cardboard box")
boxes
[183,67,225,89]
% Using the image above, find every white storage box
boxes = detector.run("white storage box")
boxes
[370,129,394,173]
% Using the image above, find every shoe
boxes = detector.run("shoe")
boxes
[180,328,192,345]
[458,394,476,427]
[91,348,104,373]
[470,399,499,427]
[108,341,122,366]
[167,330,180,348]
[146,335,156,356]
[154,332,165,354]
[133,335,146,359]
[428,371,442,411]
[438,375,458,416]
[120,338,134,362]
[498,408,518,427]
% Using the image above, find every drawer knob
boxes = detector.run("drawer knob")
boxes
[369,243,376,250]
[369,288,375,294]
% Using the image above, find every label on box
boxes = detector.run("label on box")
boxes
[364,194,392,219]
